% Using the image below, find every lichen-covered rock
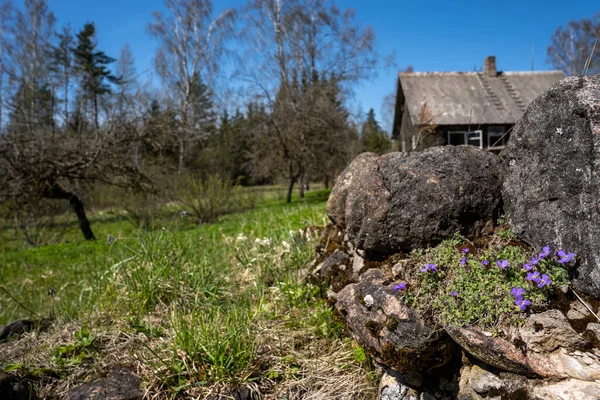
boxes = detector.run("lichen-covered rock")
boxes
[310,249,355,292]
[327,146,504,256]
[502,74,600,298]
[335,269,453,378]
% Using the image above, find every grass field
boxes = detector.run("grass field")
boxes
[0,187,378,399]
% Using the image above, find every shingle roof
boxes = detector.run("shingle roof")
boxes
[399,70,566,125]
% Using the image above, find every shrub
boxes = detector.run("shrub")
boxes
[177,174,256,224]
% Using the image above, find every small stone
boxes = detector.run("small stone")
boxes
[65,369,142,400]
[0,320,34,342]
[585,323,600,347]
[468,365,503,394]
[0,372,36,400]
[567,301,595,330]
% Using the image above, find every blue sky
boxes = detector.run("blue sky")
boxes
[48,0,598,129]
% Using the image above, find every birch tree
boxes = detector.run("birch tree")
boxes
[147,0,235,174]
[547,14,600,76]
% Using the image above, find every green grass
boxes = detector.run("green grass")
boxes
[0,189,330,324]
[0,187,378,399]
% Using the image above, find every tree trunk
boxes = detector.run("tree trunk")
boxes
[94,94,99,131]
[298,178,305,198]
[178,136,184,175]
[286,176,296,203]
[43,183,95,240]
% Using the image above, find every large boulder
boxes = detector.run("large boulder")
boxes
[327,146,504,256]
[502,75,600,298]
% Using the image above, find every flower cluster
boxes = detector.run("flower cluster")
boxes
[420,263,438,273]
[523,245,575,289]
[511,287,530,311]
[394,282,407,291]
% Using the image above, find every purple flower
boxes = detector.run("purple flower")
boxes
[462,248,469,253]
[523,263,534,271]
[511,287,525,298]
[481,259,489,266]
[527,270,540,283]
[451,291,458,297]
[460,257,466,265]
[538,246,551,259]
[496,260,509,270]
[530,256,539,265]
[515,297,531,311]
[537,274,551,288]
[394,282,407,291]
[421,263,438,273]
[557,250,576,264]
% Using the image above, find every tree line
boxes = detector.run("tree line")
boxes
[0,0,392,240]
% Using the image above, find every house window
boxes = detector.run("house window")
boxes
[447,130,483,148]
[488,127,505,149]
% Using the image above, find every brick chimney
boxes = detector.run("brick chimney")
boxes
[484,56,497,77]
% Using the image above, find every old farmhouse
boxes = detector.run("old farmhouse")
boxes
[392,56,566,153]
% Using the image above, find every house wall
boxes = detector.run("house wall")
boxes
[403,122,513,152]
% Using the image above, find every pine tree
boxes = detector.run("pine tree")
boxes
[361,108,391,155]
[72,22,120,130]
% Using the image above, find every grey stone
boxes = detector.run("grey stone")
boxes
[502,74,600,298]
[468,365,503,394]
[528,378,600,400]
[520,310,589,353]
[327,146,504,256]
[65,369,143,400]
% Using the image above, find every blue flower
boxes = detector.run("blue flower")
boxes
[511,287,525,298]
[527,270,541,283]
[530,256,539,265]
[451,291,458,297]
[496,260,509,270]
[557,250,576,264]
[462,248,469,253]
[460,257,466,265]
[481,259,489,266]
[421,263,438,273]
[537,274,551,288]
[394,282,407,291]
[538,246,551,259]
[523,263,534,271]
[515,297,531,311]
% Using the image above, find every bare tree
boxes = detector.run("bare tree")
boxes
[547,14,600,76]
[242,0,379,201]
[147,0,235,174]
[0,128,148,240]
